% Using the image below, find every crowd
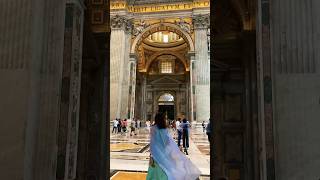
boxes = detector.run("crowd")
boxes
[112,115,213,179]
[112,118,152,136]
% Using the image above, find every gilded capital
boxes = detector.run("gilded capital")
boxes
[192,14,210,29]
[110,15,133,33]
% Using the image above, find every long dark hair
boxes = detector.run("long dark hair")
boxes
[154,113,167,129]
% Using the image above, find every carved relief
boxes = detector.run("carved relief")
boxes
[133,20,149,36]
[64,5,83,179]
[175,17,192,33]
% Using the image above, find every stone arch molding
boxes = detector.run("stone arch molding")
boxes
[130,22,195,54]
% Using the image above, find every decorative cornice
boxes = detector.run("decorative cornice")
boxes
[192,14,210,29]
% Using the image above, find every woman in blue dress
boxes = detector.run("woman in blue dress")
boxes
[147,113,201,180]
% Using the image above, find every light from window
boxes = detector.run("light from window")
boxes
[159,93,174,101]
[163,35,169,43]
[161,60,172,73]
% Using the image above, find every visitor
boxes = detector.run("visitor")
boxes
[137,119,141,132]
[206,118,212,143]
[112,118,118,133]
[176,118,182,147]
[117,118,121,133]
[146,120,151,133]
[202,121,206,133]
[146,113,201,180]
[130,120,136,136]
[123,119,128,133]
[181,118,191,155]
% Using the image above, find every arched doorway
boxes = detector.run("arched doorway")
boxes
[158,93,175,120]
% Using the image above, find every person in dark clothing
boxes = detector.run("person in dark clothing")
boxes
[181,118,191,155]
[206,119,212,143]
[117,118,121,133]
[201,121,206,132]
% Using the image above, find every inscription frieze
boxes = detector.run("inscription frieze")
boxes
[111,0,210,13]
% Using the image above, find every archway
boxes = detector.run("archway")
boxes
[130,22,195,55]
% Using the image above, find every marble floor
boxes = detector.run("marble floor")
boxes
[110,126,210,179]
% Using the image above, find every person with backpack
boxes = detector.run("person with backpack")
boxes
[180,118,191,155]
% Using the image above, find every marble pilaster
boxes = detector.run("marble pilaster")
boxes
[192,14,210,122]
[188,53,196,121]
[110,15,132,119]
[129,56,137,120]
[61,1,84,179]
[0,0,66,179]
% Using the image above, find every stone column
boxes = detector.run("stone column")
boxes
[128,55,137,120]
[110,15,131,119]
[192,14,210,122]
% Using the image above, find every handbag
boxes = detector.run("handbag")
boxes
[147,156,167,180]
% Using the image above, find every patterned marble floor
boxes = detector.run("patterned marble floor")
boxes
[110,126,210,178]
[110,171,211,180]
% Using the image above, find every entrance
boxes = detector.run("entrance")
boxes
[158,93,175,120]
[158,105,174,120]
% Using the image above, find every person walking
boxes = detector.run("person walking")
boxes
[181,118,191,155]
[130,120,136,136]
[146,113,201,180]
[137,119,141,133]
[201,121,206,133]
[206,119,212,143]
[112,118,118,133]
[123,119,128,133]
[117,119,121,133]
[175,118,182,148]
[146,120,151,133]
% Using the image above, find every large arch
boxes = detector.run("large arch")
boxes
[143,51,189,72]
[130,22,195,54]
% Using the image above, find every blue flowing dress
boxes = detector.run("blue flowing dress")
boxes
[147,126,201,180]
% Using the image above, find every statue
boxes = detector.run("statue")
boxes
[175,17,191,33]
[133,20,148,36]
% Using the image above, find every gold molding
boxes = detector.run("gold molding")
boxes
[111,0,210,13]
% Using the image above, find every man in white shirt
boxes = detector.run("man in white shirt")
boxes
[112,118,118,133]
[176,118,182,147]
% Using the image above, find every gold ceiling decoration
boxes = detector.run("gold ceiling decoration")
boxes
[110,0,210,13]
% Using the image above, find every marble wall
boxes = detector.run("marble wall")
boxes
[270,0,320,179]
[0,0,66,179]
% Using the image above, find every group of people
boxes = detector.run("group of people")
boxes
[112,118,145,136]
[174,118,191,155]
[112,118,128,134]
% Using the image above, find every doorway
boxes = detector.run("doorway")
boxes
[158,105,174,120]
